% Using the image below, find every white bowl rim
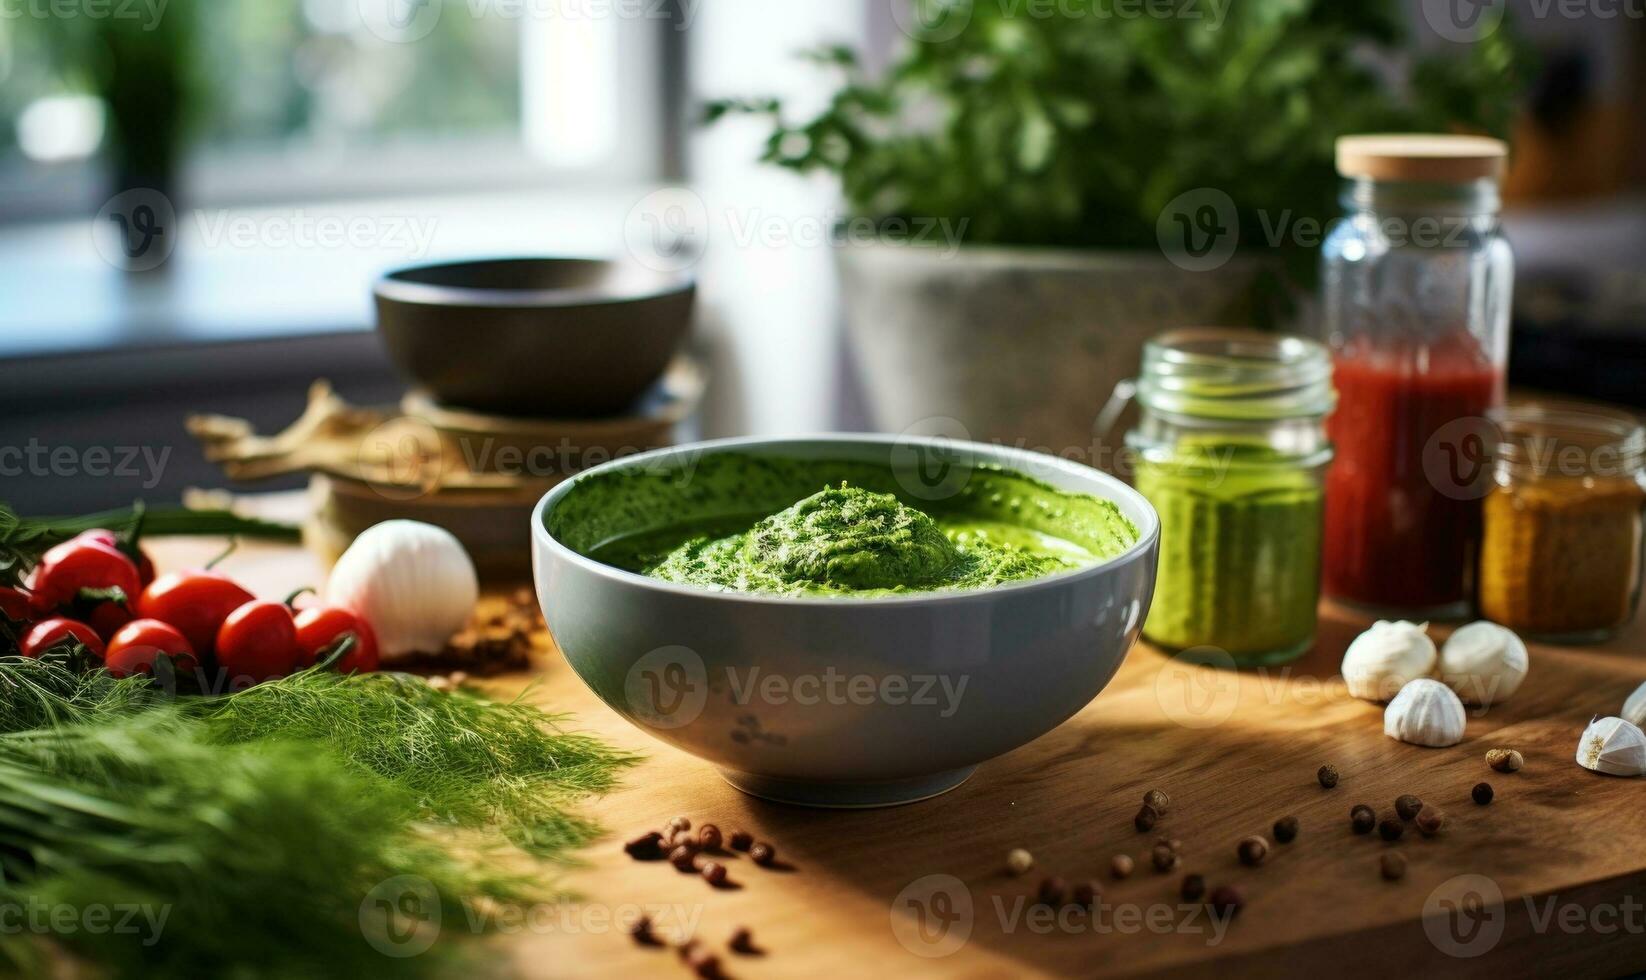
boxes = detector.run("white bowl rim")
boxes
[531,433,1160,608]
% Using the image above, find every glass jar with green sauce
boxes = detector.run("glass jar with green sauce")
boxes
[1125,330,1336,666]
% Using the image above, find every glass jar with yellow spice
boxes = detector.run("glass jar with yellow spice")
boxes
[1125,330,1336,666]
[1479,406,1646,643]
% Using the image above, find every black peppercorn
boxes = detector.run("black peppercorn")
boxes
[670,844,699,872]
[1273,816,1299,844]
[1416,808,1445,836]
[728,927,756,955]
[1380,852,1407,881]
[1237,836,1269,866]
[1180,873,1206,902]
[1134,804,1160,833]
[701,861,728,886]
[1395,795,1424,821]
[728,829,754,852]
[750,842,776,866]
[630,915,658,946]
[1038,876,1068,907]
[1072,880,1100,908]
[1317,764,1340,789]
[1472,782,1494,805]
[625,831,665,860]
[1378,817,1404,842]
[698,824,723,851]
[1152,843,1179,872]
[684,946,724,980]
[1350,804,1376,835]
[1209,884,1244,917]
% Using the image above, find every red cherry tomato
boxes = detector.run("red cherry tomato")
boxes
[29,538,141,614]
[105,618,198,679]
[20,617,105,659]
[77,529,156,586]
[216,601,299,683]
[85,601,135,644]
[138,571,255,656]
[293,606,380,674]
[0,586,31,625]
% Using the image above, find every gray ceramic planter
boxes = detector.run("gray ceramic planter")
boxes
[837,244,1275,460]
[532,435,1160,808]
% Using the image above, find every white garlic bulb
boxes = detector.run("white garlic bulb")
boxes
[1438,622,1529,707]
[1343,621,1437,702]
[1623,681,1646,728]
[326,520,479,659]
[1384,678,1467,748]
[1576,716,1646,776]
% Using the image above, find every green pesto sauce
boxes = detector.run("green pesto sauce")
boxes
[1133,441,1325,661]
[550,454,1139,598]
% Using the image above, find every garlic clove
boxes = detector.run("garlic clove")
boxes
[1623,681,1646,729]
[1438,621,1529,707]
[325,520,479,660]
[1576,716,1646,777]
[1383,678,1467,748]
[1343,621,1437,702]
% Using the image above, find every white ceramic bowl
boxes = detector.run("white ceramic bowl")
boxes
[532,435,1159,807]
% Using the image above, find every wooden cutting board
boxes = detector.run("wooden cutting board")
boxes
[147,529,1646,979]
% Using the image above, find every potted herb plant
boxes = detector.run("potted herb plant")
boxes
[709,0,1523,457]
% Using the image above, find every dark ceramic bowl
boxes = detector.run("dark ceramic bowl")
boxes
[374,257,695,417]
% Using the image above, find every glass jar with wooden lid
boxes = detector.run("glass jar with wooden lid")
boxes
[1479,405,1646,642]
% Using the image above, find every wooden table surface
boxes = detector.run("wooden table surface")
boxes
[148,529,1646,979]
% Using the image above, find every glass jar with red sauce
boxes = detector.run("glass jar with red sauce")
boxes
[1320,135,1514,618]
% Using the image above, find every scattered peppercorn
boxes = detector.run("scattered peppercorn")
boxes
[1209,884,1244,917]
[750,842,776,867]
[625,831,665,860]
[1110,854,1135,879]
[698,824,723,851]
[684,945,724,980]
[1378,817,1404,842]
[1380,852,1407,881]
[670,844,699,872]
[1072,880,1100,908]
[1318,764,1340,789]
[729,830,754,852]
[1473,782,1494,805]
[1395,795,1424,821]
[701,861,728,886]
[630,915,659,946]
[1416,808,1445,837]
[728,927,757,955]
[667,816,692,834]
[1152,843,1180,873]
[1237,836,1269,866]
[1144,789,1171,814]
[1038,876,1068,907]
[1486,748,1524,773]
[1180,873,1206,902]
[1273,816,1299,844]
[1006,848,1034,876]
[1134,804,1160,833]
[1351,804,1377,835]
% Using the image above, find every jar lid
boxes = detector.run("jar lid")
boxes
[1136,328,1336,421]
[1336,134,1508,183]
[1490,404,1646,478]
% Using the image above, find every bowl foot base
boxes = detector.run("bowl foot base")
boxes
[717,766,976,809]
